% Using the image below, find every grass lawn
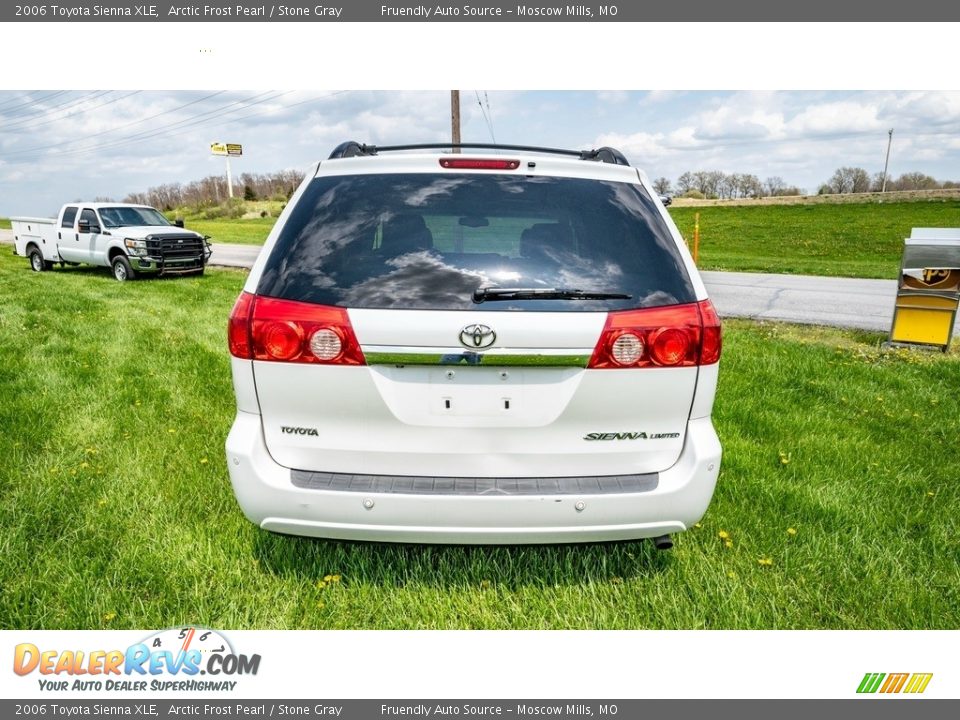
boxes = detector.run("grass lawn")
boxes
[182,216,275,246]
[0,217,11,230]
[0,251,957,629]
[669,200,960,279]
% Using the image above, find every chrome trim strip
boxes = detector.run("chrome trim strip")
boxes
[362,346,593,367]
[291,469,659,496]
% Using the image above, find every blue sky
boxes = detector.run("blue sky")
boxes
[2,90,959,216]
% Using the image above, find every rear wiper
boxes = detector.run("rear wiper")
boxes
[473,287,632,303]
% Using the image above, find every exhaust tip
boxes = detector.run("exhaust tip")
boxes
[652,534,673,551]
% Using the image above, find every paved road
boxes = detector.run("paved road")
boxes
[3,230,955,335]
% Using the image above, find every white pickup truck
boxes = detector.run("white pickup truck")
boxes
[12,202,211,281]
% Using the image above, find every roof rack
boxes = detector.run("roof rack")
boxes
[327,141,631,166]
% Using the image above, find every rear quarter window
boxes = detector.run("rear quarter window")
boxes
[257,172,696,312]
[61,206,78,228]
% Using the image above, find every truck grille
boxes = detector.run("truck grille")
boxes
[148,234,205,260]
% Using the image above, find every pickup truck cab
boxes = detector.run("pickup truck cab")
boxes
[12,202,211,281]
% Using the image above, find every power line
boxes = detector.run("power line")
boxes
[0,90,71,115]
[0,91,222,151]
[484,90,496,143]
[0,91,138,133]
[474,90,496,143]
[0,90,111,130]
[0,90,350,165]
[0,91,281,160]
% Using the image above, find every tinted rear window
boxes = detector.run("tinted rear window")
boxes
[257,172,695,312]
[61,206,78,228]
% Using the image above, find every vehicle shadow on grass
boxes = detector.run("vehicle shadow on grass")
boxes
[250,530,673,591]
[32,264,202,282]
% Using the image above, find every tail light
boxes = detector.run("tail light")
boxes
[227,292,365,365]
[588,300,722,369]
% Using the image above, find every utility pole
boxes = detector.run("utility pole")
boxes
[451,90,461,153]
[881,128,893,193]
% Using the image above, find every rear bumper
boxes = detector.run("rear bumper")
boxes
[225,412,722,544]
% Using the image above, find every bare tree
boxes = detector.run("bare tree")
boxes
[850,168,871,193]
[894,172,940,191]
[825,167,871,194]
[652,177,672,195]
[764,176,786,197]
[826,168,853,194]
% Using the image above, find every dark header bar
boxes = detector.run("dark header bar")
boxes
[1,700,959,719]
[3,0,960,21]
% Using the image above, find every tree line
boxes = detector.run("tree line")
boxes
[654,168,959,200]
[653,172,803,200]
[124,169,306,211]
[817,168,960,195]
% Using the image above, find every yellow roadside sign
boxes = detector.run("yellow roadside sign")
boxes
[211,142,242,156]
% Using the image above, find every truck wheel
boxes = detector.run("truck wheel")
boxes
[111,255,136,282]
[29,248,51,272]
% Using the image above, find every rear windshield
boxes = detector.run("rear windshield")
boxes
[257,172,696,312]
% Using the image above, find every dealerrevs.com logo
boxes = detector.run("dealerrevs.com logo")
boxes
[857,672,933,694]
[13,627,260,692]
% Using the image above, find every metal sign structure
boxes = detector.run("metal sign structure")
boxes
[210,142,243,197]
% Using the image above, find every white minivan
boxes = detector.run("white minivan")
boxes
[226,142,722,545]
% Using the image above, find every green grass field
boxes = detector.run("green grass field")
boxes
[1,252,958,629]
[0,218,11,230]
[182,216,275,246]
[670,200,960,279]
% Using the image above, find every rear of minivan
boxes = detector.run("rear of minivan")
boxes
[226,146,722,544]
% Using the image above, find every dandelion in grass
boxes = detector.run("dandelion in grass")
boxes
[757,557,773,567]
[200,458,209,465]
[724,540,733,549]
[787,527,797,536]
[316,580,327,590]
[102,612,117,622]
[718,530,730,540]
[778,451,791,466]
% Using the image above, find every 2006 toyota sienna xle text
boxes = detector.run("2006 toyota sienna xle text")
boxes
[225,142,722,546]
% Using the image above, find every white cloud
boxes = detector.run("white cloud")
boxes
[787,100,881,136]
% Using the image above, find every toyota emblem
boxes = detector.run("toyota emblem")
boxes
[459,323,496,349]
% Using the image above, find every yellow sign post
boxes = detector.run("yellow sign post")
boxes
[888,229,960,352]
